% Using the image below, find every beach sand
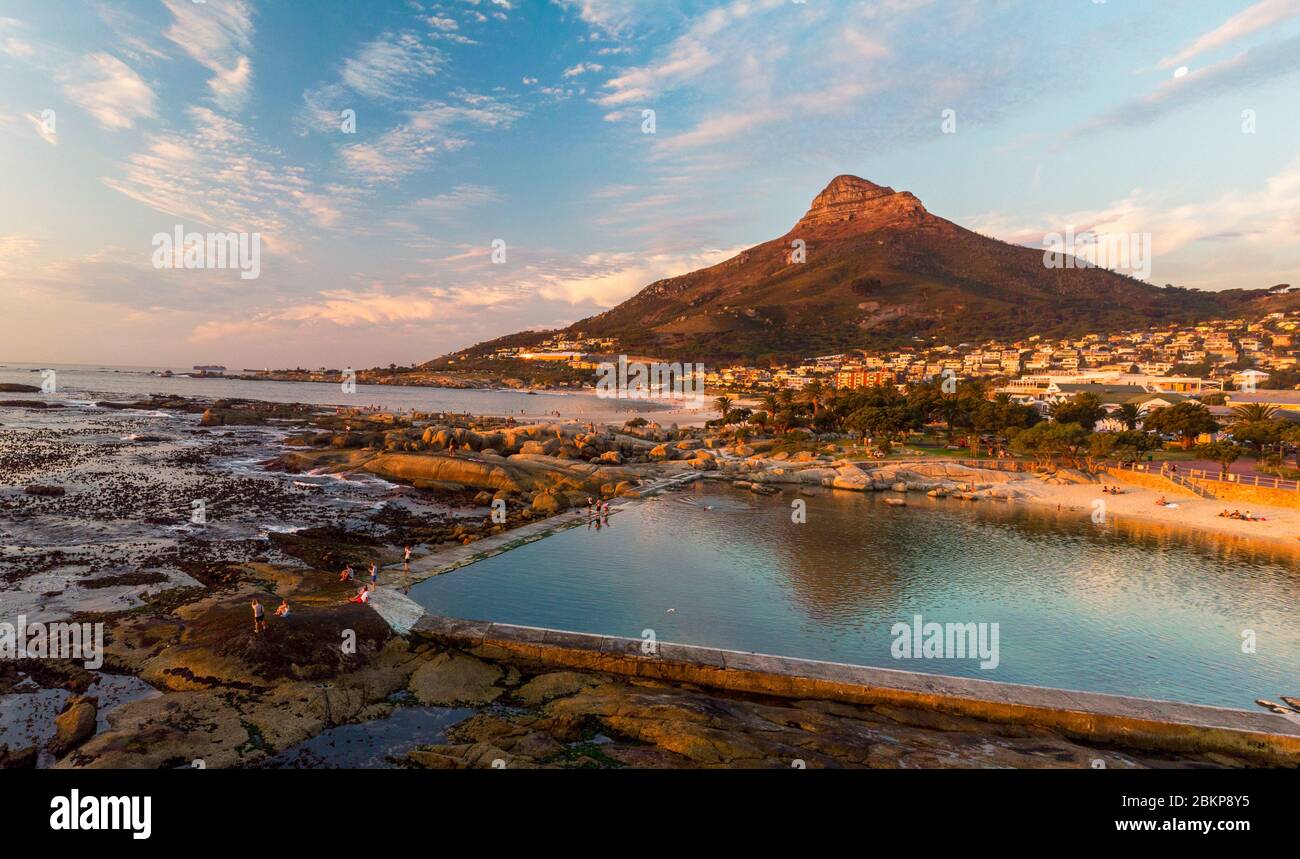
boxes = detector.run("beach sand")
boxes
[1015,479,1300,552]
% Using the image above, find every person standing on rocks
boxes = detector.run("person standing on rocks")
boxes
[403,545,412,572]
[369,562,378,590]
[251,598,266,633]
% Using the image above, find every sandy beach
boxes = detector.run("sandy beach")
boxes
[1014,477,1300,553]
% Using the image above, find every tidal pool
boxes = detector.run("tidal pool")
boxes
[409,482,1300,709]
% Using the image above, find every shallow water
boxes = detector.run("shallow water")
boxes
[410,481,1300,709]
[0,362,701,424]
[261,704,472,768]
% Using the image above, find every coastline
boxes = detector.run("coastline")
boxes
[4,394,1299,769]
[1011,475,1300,554]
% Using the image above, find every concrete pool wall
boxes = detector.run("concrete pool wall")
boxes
[409,612,1300,765]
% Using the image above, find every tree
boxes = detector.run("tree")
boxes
[845,404,914,453]
[801,380,826,416]
[1009,422,1090,466]
[1142,401,1219,449]
[1116,402,1141,431]
[713,395,734,419]
[1050,392,1107,431]
[1196,440,1244,477]
[1088,430,1156,467]
[1230,402,1278,424]
[1281,423,1300,469]
[1230,419,1282,451]
[971,393,1041,441]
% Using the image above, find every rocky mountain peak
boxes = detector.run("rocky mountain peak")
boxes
[792,174,928,232]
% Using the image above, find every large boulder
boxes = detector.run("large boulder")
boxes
[531,491,567,514]
[49,695,97,755]
[362,453,529,493]
[408,651,504,706]
[830,466,871,491]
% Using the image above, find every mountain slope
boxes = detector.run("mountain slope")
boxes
[451,175,1293,362]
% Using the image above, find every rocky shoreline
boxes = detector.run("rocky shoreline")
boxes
[1,395,1294,768]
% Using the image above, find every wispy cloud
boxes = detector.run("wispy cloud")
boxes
[298,31,446,133]
[1064,34,1300,142]
[341,32,444,100]
[412,183,502,220]
[562,61,603,78]
[971,156,1300,289]
[162,0,255,112]
[340,98,520,183]
[1159,0,1300,68]
[58,52,157,130]
[102,106,319,249]
[23,111,57,145]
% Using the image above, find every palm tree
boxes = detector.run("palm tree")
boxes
[1231,402,1278,424]
[1117,402,1141,431]
[760,393,779,414]
[801,380,825,416]
[714,395,734,419]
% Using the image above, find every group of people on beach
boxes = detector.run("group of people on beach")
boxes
[1099,485,1125,495]
[336,545,414,605]
[249,597,292,633]
[1219,509,1265,521]
[586,496,612,530]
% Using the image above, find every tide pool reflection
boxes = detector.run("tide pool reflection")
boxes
[409,481,1299,709]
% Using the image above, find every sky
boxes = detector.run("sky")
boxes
[0,0,1298,369]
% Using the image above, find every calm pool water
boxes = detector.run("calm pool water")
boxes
[409,482,1300,709]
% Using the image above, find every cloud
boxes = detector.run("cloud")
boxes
[23,111,57,145]
[595,0,786,107]
[341,32,444,100]
[970,156,1300,289]
[0,235,39,277]
[264,283,517,327]
[562,61,604,78]
[298,31,446,133]
[412,184,502,219]
[531,246,744,305]
[551,0,652,38]
[1064,34,1300,141]
[94,3,170,63]
[0,16,37,60]
[57,52,157,130]
[102,106,319,249]
[340,98,520,183]
[1159,0,1300,68]
[162,0,255,111]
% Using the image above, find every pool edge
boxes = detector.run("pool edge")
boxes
[407,612,1300,766]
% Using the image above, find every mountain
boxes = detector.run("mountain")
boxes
[448,175,1295,363]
